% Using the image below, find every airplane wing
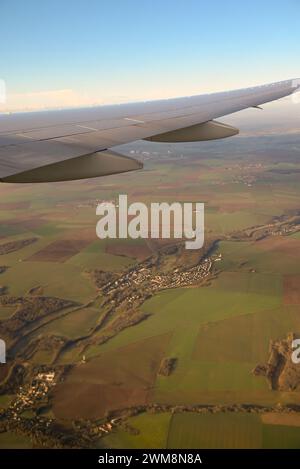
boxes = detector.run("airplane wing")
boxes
[0,78,299,182]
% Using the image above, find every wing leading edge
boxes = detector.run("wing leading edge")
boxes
[0,78,299,183]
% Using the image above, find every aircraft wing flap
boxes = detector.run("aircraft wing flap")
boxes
[0,138,96,178]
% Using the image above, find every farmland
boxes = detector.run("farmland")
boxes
[166,412,300,449]
[0,111,300,448]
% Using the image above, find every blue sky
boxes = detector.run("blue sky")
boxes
[1,0,299,110]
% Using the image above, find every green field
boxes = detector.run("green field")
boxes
[167,413,300,449]
[102,413,172,449]
[167,413,262,449]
